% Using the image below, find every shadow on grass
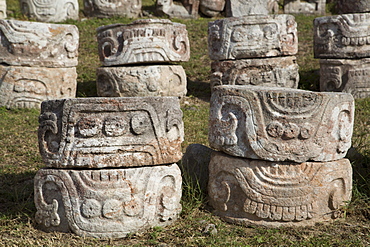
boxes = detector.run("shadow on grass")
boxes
[187,79,211,102]
[77,80,97,97]
[299,69,320,92]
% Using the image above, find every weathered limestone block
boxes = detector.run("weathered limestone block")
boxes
[225,0,268,17]
[96,65,187,98]
[0,20,79,67]
[320,58,370,99]
[0,66,77,109]
[38,97,184,168]
[208,15,298,61]
[20,0,79,22]
[156,0,199,19]
[199,0,225,17]
[0,0,6,19]
[211,56,299,89]
[337,0,370,14]
[97,19,190,66]
[314,14,370,59]
[83,0,141,18]
[208,151,352,227]
[34,164,182,238]
[283,0,326,15]
[209,85,354,163]
[268,0,279,14]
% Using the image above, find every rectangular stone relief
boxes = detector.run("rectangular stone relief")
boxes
[211,56,299,89]
[208,15,298,61]
[314,13,370,59]
[38,97,184,168]
[208,151,352,227]
[34,164,182,238]
[320,58,370,99]
[96,65,187,98]
[225,0,268,17]
[0,65,77,109]
[209,85,354,163]
[83,0,141,18]
[97,19,190,66]
[284,0,326,15]
[0,20,79,67]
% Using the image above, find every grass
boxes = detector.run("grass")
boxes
[1,0,370,246]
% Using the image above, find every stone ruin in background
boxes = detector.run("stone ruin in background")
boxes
[0,0,6,19]
[0,20,78,109]
[83,0,142,18]
[283,0,326,15]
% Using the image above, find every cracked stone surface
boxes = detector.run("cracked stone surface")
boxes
[84,0,141,18]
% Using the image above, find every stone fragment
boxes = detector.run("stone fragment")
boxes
[211,56,299,89]
[267,0,279,14]
[96,65,187,98]
[155,0,199,19]
[0,20,79,67]
[20,0,79,22]
[83,0,141,18]
[208,151,352,227]
[337,0,370,14]
[199,0,225,17]
[38,97,184,168]
[209,85,354,163]
[208,15,298,61]
[34,164,182,238]
[225,0,268,17]
[0,65,77,109]
[320,58,370,99]
[97,19,190,66]
[314,13,370,59]
[0,0,6,19]
[283,0,326,15]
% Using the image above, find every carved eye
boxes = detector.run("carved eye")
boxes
[231,27,246,42]
[131,112,151,135]
[81,199,101,218]
[77,117,101,137]
[104,116,127,137]
[266,121,284,137]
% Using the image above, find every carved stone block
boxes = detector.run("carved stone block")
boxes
[96,65,187,98]
[34,164,182,238]
[314,13,370,59]
[20,0,79,22]
[155,0,199,19]
[209,85,354,163]
[337,0,370,14]
[97,19,190,66]
[199,0,225,17]
[208,15,298,61]
[211,56,299,89]
[83,0,141,18]
[283,0,326,15]
[320,58,370,99]
[0,65,77,109]
[0,20,79,67]
[38,97,184,168]
[0,0,6,19]
[208,151,352,227]
[268,0,279,14]
[225,0,268,17]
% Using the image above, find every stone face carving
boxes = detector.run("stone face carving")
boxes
[320,58,370,99]
[225,0,269,17]
[209,85,354,163]
[0,20,79,67]
[83,0,141,18]
[208,15,298,61]
[208,151,352,227]
[97,19,190,66]
[211,56,299,89]
[96,65,187,98]
[38,97,184,168]
[314,14,370,59]
[337,0,370,14]
[199,0,225,17]
[156,0,199,19]
[0,66,77,109]
[283,0,326,15]
[34,164,182,238]
[20,0,79,22]
[0,0,6,19]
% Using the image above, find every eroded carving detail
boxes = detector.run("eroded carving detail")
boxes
[155,0,199,19]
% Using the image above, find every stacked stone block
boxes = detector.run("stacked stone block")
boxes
[96,19,189,98]
[0,20,78,109]
[314,13,370,98]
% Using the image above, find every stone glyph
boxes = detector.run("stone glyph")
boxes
[211,56,299,89]
[38,97,184,168]
[208,151,352,227]
[209,85,354,163]
[225,0,269,17]
[283,0,326,15]
[337,0,370,14]
[20,0,79,22]
[97,19,190,66]
[0,65,77,109]
[84,0,141,18]
[314,13,370,59]
[34,164,182,238]
[208,15,298,61]
[0,20,79,67]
